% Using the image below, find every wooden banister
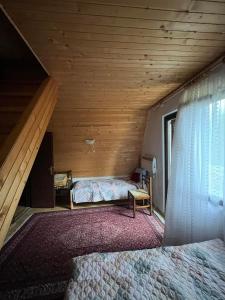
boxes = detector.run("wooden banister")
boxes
[0,77,58,248]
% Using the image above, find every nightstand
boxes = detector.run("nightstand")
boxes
[54,171,73,208]
[55,187,70,207]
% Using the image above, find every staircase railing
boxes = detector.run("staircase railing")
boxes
[0,77,58,248]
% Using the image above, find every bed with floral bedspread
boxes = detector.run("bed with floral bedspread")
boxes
[65,239,225,300]
[72,177,141,204]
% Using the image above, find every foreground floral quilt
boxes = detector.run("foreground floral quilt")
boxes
[66,239,225,300]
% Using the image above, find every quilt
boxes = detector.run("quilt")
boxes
[72,178,140,203]
[65,239,225,300]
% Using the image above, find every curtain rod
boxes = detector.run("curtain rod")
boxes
[151,54,225,110]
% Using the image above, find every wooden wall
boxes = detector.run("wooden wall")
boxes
[49,109,147,177]
[0,5,47,146]
[2,0,225,177]
[0,80,41,146]
[0,78,58,248]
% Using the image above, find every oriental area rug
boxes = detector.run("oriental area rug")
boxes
[0,206,164,299]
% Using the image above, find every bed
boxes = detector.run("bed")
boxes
[71,177,141,204]
[65,239,225,300]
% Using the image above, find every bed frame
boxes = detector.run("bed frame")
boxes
[69,191,128,210]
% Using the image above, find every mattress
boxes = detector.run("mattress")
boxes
[65,239,225,300]
[72,178,140,204]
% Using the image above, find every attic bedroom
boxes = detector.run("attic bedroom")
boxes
[0,1,225,299]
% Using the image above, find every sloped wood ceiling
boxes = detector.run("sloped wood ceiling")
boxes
[2,0,225,177]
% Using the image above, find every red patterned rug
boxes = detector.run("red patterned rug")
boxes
[0,206,164,299]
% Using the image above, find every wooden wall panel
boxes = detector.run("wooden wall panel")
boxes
[49,109,146,176]
[0,78,58,248]
[0,81,41,146]
[2,0,225,177]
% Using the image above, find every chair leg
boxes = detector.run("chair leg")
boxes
[150,199,152,215]
[133,197,136,218]
[70,190,74,210]
[128,191,130,209]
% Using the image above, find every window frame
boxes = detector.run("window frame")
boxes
[162,110,177,211]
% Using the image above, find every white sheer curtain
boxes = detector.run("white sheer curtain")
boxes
[164,65,225,246]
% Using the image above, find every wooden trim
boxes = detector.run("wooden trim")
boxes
[0,77,58,248]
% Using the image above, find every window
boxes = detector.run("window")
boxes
[164,111,177,206]
[208,98,225,204]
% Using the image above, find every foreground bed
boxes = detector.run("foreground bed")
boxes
[65,239,225,300]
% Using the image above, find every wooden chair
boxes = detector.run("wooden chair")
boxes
[128,175,153,218]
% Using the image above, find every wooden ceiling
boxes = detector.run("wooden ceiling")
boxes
[2,0,225,176]
[3,0,225,109]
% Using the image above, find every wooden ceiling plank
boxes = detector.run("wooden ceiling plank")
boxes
[20,30,225,48]
[76,2,225,24]
[4,7,225,33]
[8,1,225,26]
[78,0,193,11]
[12,19,225,41]
[190,1,225,14]
[34,45,221,57]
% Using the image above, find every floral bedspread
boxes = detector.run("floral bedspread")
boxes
[72,178,140,203]
[65,239,225,300]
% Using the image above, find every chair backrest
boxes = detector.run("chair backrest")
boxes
[142,174,152,198]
